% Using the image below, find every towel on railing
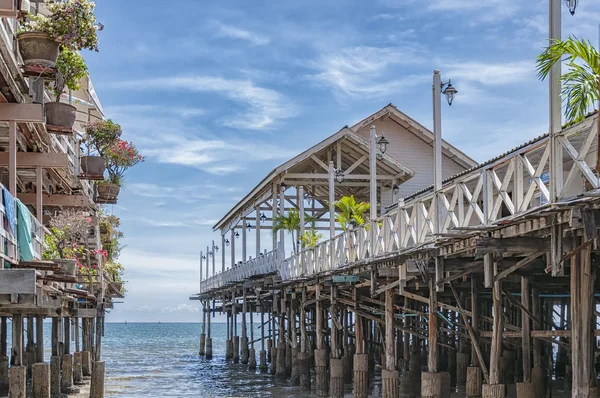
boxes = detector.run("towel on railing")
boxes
[16,199,34,261]
[2,188,16,236]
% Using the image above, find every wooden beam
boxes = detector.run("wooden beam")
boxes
[493,252,544,282]
[435,261,482,288]
[476,237,550,254]
[0,152,69,168]
[0,104,43,122]
[18,193,90,207]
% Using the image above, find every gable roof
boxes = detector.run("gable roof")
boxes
[350,104,478,169]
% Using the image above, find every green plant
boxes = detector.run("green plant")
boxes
[272,209,317,252]
[300,229,323,248]
[53,49,88,101]
[18,0,103,52]
[83,119,122,156]
[42,210,92,260]
[335,195,370,231]
[537,36,599,126]
[104,139,144,185]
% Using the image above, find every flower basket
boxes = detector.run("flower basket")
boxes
[45,102,77,129]
[54,259,77,276]
[97,182,120,201]
[80,156,106,180]
[17,32,60,67]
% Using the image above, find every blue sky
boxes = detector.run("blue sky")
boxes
[83,0,599,322]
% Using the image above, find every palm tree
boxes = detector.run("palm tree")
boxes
[300,229,324,248]
[272,209,316,253]
[537,37,598,125]
[335,195,371,231]
[537,36,599,171]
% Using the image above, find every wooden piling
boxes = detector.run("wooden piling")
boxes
[50,356,60,397]
[259,307,268,372]
[206,300,213,360]
[354,288,368,398]
[299,288,311,390]
[233,295,240,364]
[382,289,398,398]
[249,302,257,370]
[36,315,44,363]
[315,285,328,397]
[290,292,300,385]
[276,293,287,379]
[73,351,83,385]
[8,365,26,398]
[330,286,344,398]
[61,353,80,394]
[241,288,249,365]
[199,300,206,356]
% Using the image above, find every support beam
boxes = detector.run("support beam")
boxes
[476,237,550,254]
[0,104,43,122]
[0,152,68,168]
[18,193,90,207]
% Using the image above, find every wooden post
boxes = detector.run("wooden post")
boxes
[233,295,239,363]
[276,292,287,379]
[382,288,398,398]
[8,121,16,196]
[299,288,311,390]
[483,258,505,398]
[259,301,268,372]
[290,292,299,385]
[354,287,368,398]
[36,316,44,363]
[206,300,213,360]
[241,287,249,364]
[428,279,438,373]
[531,288,545,398]
[12,314,23,366]
[255,205,261,258]
[571,242,593,398]
[521,276,531,382]
[330,286,343,397]
[249,301,257,370]
[63,317,71,355]
[315,284,328,397]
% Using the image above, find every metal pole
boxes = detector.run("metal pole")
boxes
[255,205,261,258]
[279,183,285,253]
[242,218,247,262]
[9,120,16,196]
[206,246,210,280]
[199,250,203,288]
[329,162,335,266]
[369,126,377,251]
[433,70,443,235]
[549,0,563,201]
[231,229,235,269]
[212,240,216,277]
[299,185,305,256]
[221,234,226,272]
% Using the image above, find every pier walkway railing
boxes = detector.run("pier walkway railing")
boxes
[198,114,598,293]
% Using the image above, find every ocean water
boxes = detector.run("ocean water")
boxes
[102,322,326,398]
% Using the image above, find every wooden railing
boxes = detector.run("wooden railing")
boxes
[199,114,599,292]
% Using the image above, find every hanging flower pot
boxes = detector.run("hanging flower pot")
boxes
[45,102,77,129]
[97,182,120,201]
[17,32,60,67]
[54,259,77,276]
[80,156,105,180]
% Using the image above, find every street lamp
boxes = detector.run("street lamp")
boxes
[260,213,267,222]
[246,223,252,231]
[235,231,240,239]
[565,0,577,15]
[392,184,400,197]
[377,136,389,155]
[442,80,458,106]
[225,239,230,247]
[335,169,345,183]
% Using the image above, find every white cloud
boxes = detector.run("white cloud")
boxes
[214,22,270,46]
[105,104,206,119]
[427,0,519,22]
[138,133,298,174]
[447,60,535,86]
[308,46,428,98]
[114,76,296,130]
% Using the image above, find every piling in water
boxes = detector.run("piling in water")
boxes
[8,365,26,398]
[32,362,51,398]
[89,361,105,398]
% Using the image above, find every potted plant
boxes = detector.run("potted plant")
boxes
[43,210,93,275]
[80,119,122,179]
[17,0,102,67]
[97,139,144,201]
[46,49,88,129]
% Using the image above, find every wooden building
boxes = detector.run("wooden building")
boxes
[194,100,600,398]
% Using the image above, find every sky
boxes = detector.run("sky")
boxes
[82,0,600,322]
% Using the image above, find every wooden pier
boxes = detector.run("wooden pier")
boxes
[193,107,600,398]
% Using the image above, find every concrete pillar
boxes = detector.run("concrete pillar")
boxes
[0,356,8,396]
[456,352,469,391]
[315,348,329,397]
[276,345,286,379]
[353,353,369,398]
[73,352,83,385]
[343,347,353,384]
[270,342,277,375]
[382,369,399,398]
[285,343,292,378]
[61,353,80,394]
[259,350,268,372]
[241,336,249,364]
[89,361,105,398]
[531,365,545,398]
[233,336,240,363]
[50,356,60,397]
[225,339,233,361]
[421,372,451,398]
[482,384,506,398]
[248,348,257,370]
[32,362,51,398]
[516,381,534,398]
[466,367,483,398]
[199,333,206,356]
[82,350,92,377]
[299,351,311,391]
[290,346,299,385]
[205,338,213,360]
[9,365,26,398]
[330,357,344,398]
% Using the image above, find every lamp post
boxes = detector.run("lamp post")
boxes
[432,70,457,235]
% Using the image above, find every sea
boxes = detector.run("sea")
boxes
[101,322,364,397]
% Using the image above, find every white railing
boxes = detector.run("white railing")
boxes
[199,114,599,292]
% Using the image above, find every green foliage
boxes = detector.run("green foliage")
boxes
[43,211,92,260]
[53,49,88,101]
[272,209,317,252]
[83,119,122,156]
[300,229,323,248]
[537,36,599,126]
[19,0,103,52]
[104,139,144,185]
[334,195,370,231]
